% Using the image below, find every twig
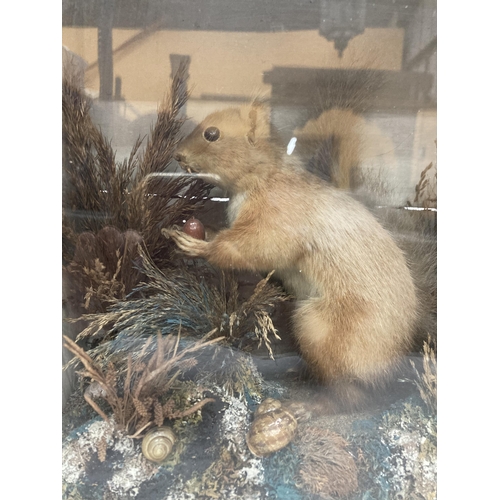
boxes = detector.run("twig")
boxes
[168,398,216,419]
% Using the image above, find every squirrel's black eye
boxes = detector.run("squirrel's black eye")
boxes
[203,126,220,142]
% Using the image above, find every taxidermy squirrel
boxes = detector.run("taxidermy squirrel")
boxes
[163,101,424,407]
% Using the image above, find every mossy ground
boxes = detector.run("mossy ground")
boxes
[63,350,436,500]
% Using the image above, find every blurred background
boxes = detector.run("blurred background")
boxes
[62,0,436,205]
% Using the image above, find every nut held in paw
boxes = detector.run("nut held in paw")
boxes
[182,217,205,240]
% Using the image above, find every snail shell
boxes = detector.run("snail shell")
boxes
[141,426,176,463]
[255,398,283,416]
[246,398,297,457]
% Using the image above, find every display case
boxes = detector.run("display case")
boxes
[62,2,437,498]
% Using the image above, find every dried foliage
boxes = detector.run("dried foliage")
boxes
[69,246,289,368]
[408,142,437,211]
[242,279,287,358]
[412,160,437,209]
[296,426,359,498]
[63,330,223,437]
[62,60,212,266]
[65,227,145,312]
[97,435,108,463]
[192,447,249,498]
[411,338,437,414]
[80,256,125,310]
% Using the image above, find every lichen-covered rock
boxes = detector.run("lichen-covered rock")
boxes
[350,398,437,500]
[62,417,160,499]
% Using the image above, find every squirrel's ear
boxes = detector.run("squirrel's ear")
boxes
[243,101,269,146]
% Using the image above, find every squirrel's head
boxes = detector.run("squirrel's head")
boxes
[174,102,278,191]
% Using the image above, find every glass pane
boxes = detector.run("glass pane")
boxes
[63,2,437,499]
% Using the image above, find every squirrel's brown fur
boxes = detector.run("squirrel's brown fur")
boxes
[164,103,419,405]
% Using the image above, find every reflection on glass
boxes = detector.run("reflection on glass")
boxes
[63,2,437,499]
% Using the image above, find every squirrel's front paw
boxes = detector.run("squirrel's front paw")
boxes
[162,228,208,258]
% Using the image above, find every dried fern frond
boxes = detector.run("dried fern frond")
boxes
[63,328,223,436]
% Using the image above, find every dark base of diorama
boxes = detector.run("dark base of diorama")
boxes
[62,350,436,500]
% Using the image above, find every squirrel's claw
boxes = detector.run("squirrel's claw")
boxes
[162,227,208,258]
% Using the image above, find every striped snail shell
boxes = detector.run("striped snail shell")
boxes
[246,398,297,458]
[141,426,177,463]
